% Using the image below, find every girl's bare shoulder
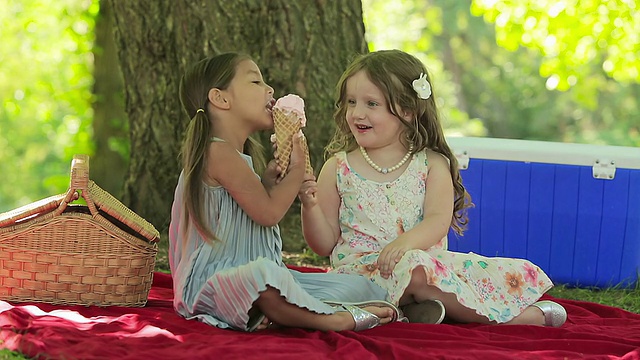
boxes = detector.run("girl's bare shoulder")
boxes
[425,149,450,168]
[205,141,247,186]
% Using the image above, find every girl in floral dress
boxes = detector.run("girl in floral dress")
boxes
[300,50,567,326]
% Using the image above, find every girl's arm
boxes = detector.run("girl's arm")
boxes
[209,134,305,227]
[406,149,455,248]
[300,157,341,256]
[377,150,454,277]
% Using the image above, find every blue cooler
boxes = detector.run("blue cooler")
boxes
[446,136,640,288]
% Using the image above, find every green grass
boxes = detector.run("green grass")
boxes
[547,282,640,313]
[0,349,28,360]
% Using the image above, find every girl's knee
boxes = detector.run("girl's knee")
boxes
[409,266,427,286]
[406,267,441,299]
[402,267,427,300]
[261,285,280,297]
[255,285,282,305]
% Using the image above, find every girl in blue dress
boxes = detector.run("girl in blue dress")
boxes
[168,52,401,332]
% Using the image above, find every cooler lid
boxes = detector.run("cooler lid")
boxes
[447,136,640,170]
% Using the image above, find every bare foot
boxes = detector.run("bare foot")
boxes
[505,306,545,325]
[362,305,394,324]
[253,316,272,331]
[526,306,546,326]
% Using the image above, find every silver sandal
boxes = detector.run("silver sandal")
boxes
[532,300,567,327]
[340,304,382,331]
[323,300,402,331]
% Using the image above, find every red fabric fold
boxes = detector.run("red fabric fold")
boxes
[2,271,640,360]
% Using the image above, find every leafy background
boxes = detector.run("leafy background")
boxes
[0,6,639,360]
[0,0,97,211]
[0,0,638,212]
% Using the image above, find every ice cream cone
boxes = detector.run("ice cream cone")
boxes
[300,133,313,175]
[272,95,313,175]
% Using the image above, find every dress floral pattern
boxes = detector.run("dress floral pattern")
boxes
[330,150,553,323]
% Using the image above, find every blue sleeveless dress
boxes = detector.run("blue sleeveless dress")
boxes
[168,153,387,330]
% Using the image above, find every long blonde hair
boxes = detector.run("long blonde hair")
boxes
[178,53,265,242]
[326,50,472,235]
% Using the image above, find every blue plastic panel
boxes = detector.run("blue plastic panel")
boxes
[479,160,506,257]
[527,164,555,273]
[548,166,579,285]
[503,163,530,260]
[597,169,629,286]
[448,159,640,288]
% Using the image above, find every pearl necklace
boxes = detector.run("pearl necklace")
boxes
[359,144,414,174]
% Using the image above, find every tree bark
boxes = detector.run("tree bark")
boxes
[107,0,368,236]
[92,0,128,198]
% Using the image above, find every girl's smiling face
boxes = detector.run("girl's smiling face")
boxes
[344,70,405,151]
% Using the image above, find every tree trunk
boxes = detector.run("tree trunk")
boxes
[92,0,128,198]
[107,0,368,236]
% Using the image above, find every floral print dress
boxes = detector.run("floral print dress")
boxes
[330,150,553,323]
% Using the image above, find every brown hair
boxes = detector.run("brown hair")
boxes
[326,49,472,235]
[178,53,265,242]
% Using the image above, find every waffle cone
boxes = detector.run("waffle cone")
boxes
[300,135,313,175]
[273,108,313,175]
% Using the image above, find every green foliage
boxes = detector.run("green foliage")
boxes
[471,0,640,86]
[361,0,639,147]
[467,0,640,147]
[0,0,98,212]
[362,0,488,138]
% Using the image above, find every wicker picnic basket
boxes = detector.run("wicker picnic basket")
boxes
[0,154,159,307]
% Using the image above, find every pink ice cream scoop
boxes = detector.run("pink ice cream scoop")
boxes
[274,94,306,126]
[272,94,313,175]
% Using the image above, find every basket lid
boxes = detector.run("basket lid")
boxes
[0,193,66,228]
[0,155,160,243]
[87,180,160,242]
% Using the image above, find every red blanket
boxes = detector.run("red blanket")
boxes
[2,269,640,360]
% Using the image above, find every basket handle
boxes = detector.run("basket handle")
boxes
[54,154,100,217]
